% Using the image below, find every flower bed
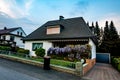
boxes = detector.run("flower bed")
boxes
[47,44,91,62]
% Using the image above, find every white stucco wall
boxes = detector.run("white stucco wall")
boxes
[11,28,26,37]
[89,39,96,59]
[1,35,24,48]
[25,41,53,56]
[15,36,24,48]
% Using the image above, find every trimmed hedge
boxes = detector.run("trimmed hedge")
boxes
[0,46,11,51]
[17,48,29,56]
[111,57,120,72]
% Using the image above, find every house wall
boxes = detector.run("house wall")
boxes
[25,41,53,56]
[15,36,24,48]
[89,39,96,59]
[11,28,26,37]
[0,35,24,48]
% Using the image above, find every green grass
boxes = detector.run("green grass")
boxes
[50,59,75,68]
[29,57,75,68]
[7,53,75,69]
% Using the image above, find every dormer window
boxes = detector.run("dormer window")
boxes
[20,32,22,36]
[46,25,61,35]
[17,31,19,35]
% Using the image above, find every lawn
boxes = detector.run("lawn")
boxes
[30,57,75,68]
[3,53,75,69]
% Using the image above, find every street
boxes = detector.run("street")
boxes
[0,58,80,80]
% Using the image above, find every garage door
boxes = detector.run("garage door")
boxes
[96,53,110,63]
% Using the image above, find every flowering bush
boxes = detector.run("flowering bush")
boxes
[47,44,91,61]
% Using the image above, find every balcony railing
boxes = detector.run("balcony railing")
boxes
[0,39,16,47]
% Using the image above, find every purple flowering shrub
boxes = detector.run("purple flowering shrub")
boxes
[47,44,91,61]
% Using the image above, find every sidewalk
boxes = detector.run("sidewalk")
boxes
[83,63,120,80]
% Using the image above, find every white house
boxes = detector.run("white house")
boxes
[23,16,97,59]
[0,27,26,48]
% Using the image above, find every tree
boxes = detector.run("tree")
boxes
[103,21,110,41]
[86,21,89,26]
[95,21,100,40]
[109,21,119,40]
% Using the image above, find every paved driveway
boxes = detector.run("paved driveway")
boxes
[0,58,81,80]
[83,63,120,80]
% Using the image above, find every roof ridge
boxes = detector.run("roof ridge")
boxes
[48,17,83,22]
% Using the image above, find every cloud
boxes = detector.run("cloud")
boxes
[98,13,120,33]
[0,0,33,18]
[0,0,37,34]
[0,11,38,34]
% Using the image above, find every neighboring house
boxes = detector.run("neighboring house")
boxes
[0,27,26,48]
[23,16,97,60]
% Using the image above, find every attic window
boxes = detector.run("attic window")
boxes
[47,25,60,35]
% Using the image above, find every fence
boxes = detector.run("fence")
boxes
[0,50,29,58]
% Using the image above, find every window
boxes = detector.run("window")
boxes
[47,26,60,34]
[17,31,19,35]
[20,32,22,36]
[10,35,15,41]
[3,36,6,40]
[32,43,43,51]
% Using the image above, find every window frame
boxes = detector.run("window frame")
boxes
[32,43,43,51]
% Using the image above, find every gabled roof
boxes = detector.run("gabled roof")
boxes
[0,27,20,35]
[24,17,96,41]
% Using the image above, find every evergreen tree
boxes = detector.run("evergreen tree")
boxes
[103,21,110,41]
[91,22,95,34]
[109,21,119,40]
[92,22,94,27]
[86,21,89,26]
[95,21,100,39]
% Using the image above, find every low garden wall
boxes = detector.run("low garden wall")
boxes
[0,54,95,76]
[83,58,96,75]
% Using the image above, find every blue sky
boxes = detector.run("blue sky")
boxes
[0,0,120,34]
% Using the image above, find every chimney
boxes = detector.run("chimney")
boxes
[59,16,64,20]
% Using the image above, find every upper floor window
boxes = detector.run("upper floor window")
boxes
[46,25,60,35]
[20,32,22,36]
[17,31,19,35]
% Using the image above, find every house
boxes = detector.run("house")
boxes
[0,27,26,48]
[23,16,97,60]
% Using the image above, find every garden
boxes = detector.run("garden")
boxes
[47,44,91,62]
[0,44,91,69]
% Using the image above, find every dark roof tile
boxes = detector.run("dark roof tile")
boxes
[0,27,20,34]
[24,17,95,41]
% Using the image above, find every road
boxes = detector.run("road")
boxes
[0,58,81,80]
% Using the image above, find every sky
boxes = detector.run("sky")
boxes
[0,0,120,34]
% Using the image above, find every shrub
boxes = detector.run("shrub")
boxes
[111,57,120,72]
[35,48,45,57]
[118,63,120,72]
[0,46,11,51]
[17,48,29,56]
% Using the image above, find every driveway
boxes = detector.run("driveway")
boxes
[0,58,81,80]
[83,63,120,80]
